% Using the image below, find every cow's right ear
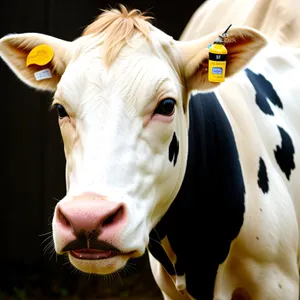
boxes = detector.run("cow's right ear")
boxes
[0,33,72,91]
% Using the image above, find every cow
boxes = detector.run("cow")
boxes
[1,4,300,300]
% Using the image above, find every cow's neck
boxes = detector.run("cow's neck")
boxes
[149,91,246,299]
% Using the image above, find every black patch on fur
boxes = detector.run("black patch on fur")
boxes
[245,68,283,115]
[274,126,295,180]
[169,132,179,166]
[148,230,177,275]
[258,157,269,193]
[149,92,245,299]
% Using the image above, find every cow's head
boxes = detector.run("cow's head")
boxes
[0,6,266,275]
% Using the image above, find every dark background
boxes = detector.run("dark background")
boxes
[0,1,203,299]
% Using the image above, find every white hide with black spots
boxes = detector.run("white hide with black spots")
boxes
[1,6,300,300]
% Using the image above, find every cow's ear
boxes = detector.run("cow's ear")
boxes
[177,26,267,91]
[0,33,72,91]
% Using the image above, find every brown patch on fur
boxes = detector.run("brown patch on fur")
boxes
[82,4,153,66]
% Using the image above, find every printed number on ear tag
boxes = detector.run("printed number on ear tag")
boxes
[34,69,52,81]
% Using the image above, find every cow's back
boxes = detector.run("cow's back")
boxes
[180,0,300,48]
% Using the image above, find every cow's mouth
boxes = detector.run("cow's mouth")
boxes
[70,249,122,260]
[63,238,130,260]
[63,239,135,260]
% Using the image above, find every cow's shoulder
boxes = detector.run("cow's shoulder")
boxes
[217,43,300,188]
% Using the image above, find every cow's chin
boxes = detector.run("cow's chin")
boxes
[68,253,130,275]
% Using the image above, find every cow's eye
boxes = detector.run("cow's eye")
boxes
[56,104,69,119]
[154,98,176,116]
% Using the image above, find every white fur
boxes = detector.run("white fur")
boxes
[1,14,300,300]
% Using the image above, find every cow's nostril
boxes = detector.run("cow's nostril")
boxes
[55,201,126,236]
[102,205,124,227]
[57,208,72,228]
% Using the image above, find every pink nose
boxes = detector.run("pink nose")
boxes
[55,197,126,240]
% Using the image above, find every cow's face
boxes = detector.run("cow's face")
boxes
[51,32,190,274]
[0,7,266,275]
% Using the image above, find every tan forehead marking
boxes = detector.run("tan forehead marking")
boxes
[82,4,153,66]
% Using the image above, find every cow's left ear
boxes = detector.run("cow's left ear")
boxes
[176,26,267,91]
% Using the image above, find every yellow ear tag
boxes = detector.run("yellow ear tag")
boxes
[208,24,232,83]
[26,44,54,67]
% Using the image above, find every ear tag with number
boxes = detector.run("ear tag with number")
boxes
[26,44,54,67]
[208,24,232,83]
